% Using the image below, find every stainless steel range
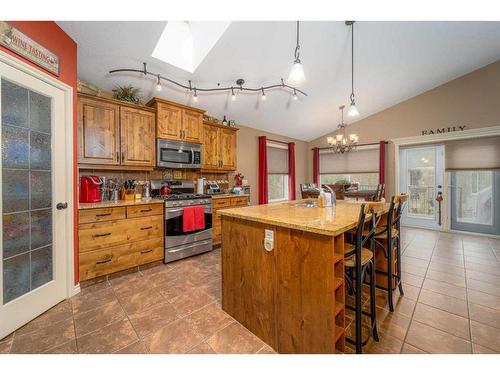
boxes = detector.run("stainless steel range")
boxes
[151,180,212,263]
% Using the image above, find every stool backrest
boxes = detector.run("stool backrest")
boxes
[387,194,408,233]
[374,183,385,202]
[352,202,385,272]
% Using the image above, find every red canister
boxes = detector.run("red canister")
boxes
[79,176,103,203]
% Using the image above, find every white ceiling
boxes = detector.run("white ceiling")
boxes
[58,21,500,141]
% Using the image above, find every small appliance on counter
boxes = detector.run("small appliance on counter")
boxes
[196,178,206,195]
[206,181,221,195]
[79,176,103,203]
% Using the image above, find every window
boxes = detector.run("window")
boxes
[267,142,289,202]
[320,173,379,190]
[268,174,289,202]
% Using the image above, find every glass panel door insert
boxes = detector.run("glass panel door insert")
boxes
[2,78,53,303]
[400,145,444,229]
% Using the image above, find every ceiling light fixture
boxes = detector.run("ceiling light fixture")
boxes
[287,21,306,86]
[193,88,198,102]
[109,63,307,101]
[231,87,236,101]
[261,88,266,101]
[293,89,298,101]
[346,21,359,118]
[155,74,162,91]
[327,105,358,154]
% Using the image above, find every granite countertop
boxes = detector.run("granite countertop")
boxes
[78,198,165,210]
[210,194,250,199]
[219,199,389,236]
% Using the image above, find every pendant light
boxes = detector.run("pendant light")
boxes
[346,21,359,117]
[155,74,162,91]
[287,21,306,86]
[327,105,358,153]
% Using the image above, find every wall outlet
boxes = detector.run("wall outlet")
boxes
[264,229,274,251]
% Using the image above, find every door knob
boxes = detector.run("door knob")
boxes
[56,202,68,210]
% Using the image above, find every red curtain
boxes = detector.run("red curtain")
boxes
[258,136,268,204]
[313,147,320,185]
[379,140,386,186]
[288,142,296,200]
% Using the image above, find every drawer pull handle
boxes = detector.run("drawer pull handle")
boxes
[94,232,111,238]
[141,249,153,254]
[140,226,153,230]
[96,257,112,265]
[140,208,152,212]
[95,213,112,217]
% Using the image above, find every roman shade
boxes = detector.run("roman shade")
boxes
[267,144,289,174]
[445,136,500,171]
[319,146,379,174]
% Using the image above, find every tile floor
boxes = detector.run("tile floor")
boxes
[1,227,500,354]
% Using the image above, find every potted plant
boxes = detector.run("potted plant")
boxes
[112,85,141,104]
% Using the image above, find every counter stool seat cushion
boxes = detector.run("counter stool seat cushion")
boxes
[374,228,399,239]
[345,248,373,268]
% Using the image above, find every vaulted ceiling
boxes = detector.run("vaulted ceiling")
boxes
[58,21,500,141]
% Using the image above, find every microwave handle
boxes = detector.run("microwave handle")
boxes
[191,149,195,163]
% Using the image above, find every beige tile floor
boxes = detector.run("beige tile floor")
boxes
[1,227,500,354]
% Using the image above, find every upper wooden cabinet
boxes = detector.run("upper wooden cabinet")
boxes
[202,121,238,171]
[78,95,120,165]
[78,93,156,169]
[120,107,155,167]
[147,97,204,143]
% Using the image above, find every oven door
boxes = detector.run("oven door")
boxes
[157,139,201,168]
[165,205,212,242]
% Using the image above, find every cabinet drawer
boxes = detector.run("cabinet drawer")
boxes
[79,207,126,224]
[79,237,164,281]
[79,215,163,253]
[213,198,231,209]
[230,197,248,207]
[127,203,163,218]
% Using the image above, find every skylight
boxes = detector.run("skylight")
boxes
[152,21,231,73]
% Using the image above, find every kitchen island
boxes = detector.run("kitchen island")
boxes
[219,199,389,354]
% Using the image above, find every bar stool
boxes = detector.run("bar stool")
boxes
[373,194,408,311]
[344,202,384,354]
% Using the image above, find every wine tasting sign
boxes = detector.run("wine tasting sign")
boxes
[0,21,60,76]
[421,125,466,136]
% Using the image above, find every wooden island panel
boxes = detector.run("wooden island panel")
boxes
[221,214,346,353]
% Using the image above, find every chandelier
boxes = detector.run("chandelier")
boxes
[327,105,358,153]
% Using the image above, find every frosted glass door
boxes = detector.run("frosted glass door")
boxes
[0,57,69,340]
[1,79,53,303]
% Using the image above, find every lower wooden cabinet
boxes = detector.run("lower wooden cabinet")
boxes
[78,203,164,281]
[212,196,249,244]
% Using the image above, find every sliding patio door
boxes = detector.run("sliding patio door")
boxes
[0,58,71,339]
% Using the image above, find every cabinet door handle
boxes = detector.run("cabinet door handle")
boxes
[95,213,111,217]
[121,152,124,162]
[141,249,153,254]
[116,151,119,161]
[94,232,111,238]
[140,208,152,213]
[96,257,112,265]
[140,226,153,230]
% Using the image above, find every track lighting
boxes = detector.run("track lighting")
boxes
[155,74,162,91]
[109,63,307,102]
[287,21,306,86]
[293,89,298,101]
[261,88,266,101]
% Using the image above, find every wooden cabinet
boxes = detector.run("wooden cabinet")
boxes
[120,107,155,166]
[78,202,164,281]
[202,122,238,171]
[211,195,249,244]
[147,97,204,143]
[78,93,156,169]
[78,95,120,165]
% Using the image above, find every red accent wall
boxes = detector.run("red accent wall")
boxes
[1,21,79,284]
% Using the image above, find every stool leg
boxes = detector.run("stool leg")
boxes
[355,269,362,354]
[387,237,394,312]
[396,236,404,295]
[369,261,379,342]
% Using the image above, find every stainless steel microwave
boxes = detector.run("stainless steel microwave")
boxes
[157,139,202,169]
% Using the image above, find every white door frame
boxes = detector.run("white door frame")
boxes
[391,125,500,232]
[0,50,76,299]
